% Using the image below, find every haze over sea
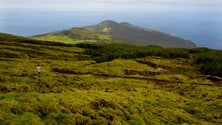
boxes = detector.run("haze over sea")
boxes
[0,0,222,50]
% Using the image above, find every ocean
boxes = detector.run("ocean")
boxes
[1,9,222,50]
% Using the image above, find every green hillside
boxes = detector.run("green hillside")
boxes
[0,33,222,124]
[32,20,196,48]
[32,28,121,44]
[84,20,196,48]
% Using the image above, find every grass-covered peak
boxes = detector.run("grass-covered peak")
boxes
[32,20,197,48]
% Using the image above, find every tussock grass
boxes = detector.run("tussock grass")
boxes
[0,35,221,124]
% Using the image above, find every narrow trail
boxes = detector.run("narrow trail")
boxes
[54,70,222,87]
[93,73,222,87]
[97,74,185,86]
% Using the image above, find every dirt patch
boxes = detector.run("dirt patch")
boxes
[152,80,182,86]
[124,69,160,76]
[135,60,157,68]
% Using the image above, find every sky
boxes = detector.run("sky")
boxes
[1,0,222,11]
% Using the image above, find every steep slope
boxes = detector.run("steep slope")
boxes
[84,20,196,48]
[32,20,196,48]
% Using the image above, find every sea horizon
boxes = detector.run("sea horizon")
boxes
[1,4,222,50]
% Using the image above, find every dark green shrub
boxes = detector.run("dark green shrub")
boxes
[195,50,222,77]
[76,43,189,63]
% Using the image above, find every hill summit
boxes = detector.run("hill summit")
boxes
[83,20,196,47]
[32,20,196,48]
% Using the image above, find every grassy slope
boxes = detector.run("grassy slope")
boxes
[31,28,120,44]
[0,34,222,124]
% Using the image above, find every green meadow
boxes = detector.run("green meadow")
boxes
[31,28,118,44]
[0,33,222,124]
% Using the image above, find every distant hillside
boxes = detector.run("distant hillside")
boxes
[32,20,196,48]
[84,20,196,47]
[32,28,120,44]
[0,32,26,41]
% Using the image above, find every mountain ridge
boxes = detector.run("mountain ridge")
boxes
[83,20,196,47]
[32,20,196,48]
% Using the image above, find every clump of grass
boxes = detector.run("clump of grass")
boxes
[0,35,221,124]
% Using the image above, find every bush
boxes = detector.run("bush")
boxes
[195,50,222,77]
[76,43,190,63]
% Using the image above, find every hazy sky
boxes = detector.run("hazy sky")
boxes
[1,0,222,12]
